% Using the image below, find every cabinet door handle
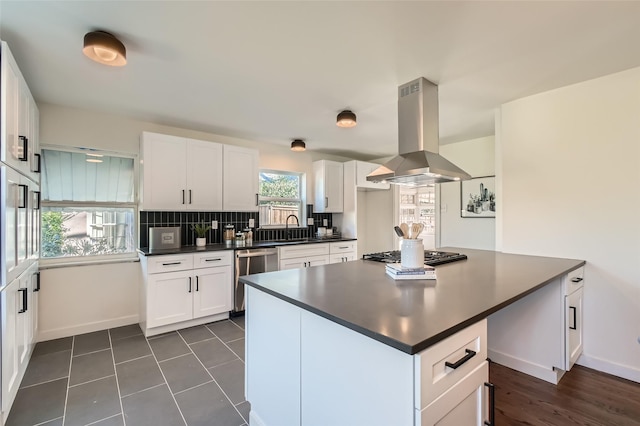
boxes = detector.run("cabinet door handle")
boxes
[445,348,476,369]
[325,197,328,208]
[303,262,307,267]
[18,184,28,208]
[34,272,41,292]
[34,153,41,173]
[570,277,583,283]
[162,262,182,266]
[34,191,41,210]
[484,382,495,426]
[182,190,185,204]
[195,276,199,291]
[569,306,577,330]
[189,189,192,204]
[255,193,259,206]
[18,288,28,313]
[188,277,192,293]
[18,136,28,161]
[205,258,222,262]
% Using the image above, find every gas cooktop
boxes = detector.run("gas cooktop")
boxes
[362,250,467,266]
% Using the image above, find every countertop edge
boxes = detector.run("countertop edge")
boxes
[240,255,586,355]
[137,237,357,256]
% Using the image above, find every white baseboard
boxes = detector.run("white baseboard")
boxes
[577,353,640,384]
[142,312,229,337]
[488,349,563,384]
[36,315,139,342]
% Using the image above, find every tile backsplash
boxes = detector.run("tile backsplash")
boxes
[139,205,333,248]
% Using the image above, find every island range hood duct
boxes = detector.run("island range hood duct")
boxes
[366,77,471,186]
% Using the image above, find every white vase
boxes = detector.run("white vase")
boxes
[196,237,206,247]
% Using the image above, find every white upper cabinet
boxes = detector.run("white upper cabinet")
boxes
[1,41,40,181]
[140,132,223,211]
[222,144,259,212]
[314,160,343,213]
[353,160,390,190]
[186,138,223,211]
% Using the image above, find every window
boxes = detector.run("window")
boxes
[40,147,136,259]
[399,185,436,247]
[258,170,304,227]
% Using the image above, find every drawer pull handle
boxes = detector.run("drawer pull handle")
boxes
[338,246,349,249]
[205,258,222,262]
[162,262,182,266]
[484,382,495,426]
[569,306,577,330]
[570,277,583,283]
[445,348,476,369]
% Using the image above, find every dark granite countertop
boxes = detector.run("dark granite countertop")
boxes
[239,247,585,355]
[137,237,357,256]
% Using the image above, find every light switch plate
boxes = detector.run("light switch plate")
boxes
[307,218,314,226]
[211,220,218,230]
[323,219,328,226]
[248,218,255,228]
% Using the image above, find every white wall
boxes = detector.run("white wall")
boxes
[438,136,496,250]
[37,103,353,340]
[498,67,640,382]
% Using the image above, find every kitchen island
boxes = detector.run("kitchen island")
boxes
[239,248,584,426]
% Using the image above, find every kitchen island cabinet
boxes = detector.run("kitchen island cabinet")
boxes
[240,248,584,426]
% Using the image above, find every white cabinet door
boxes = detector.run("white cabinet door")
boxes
[28,179,41,260]
[140,132,188,210]
[1,277,20,415]
[3,166,18,282]
[186,138,223,211]
[1,42,27,174]
[30,267,40,346]
[279,258,307,271]
[314,160,344,213]
[565,287,583,370]
[329,253,357,264]
[418,362,489,426]
[222,145,259,211]
[193,266,232,319]
[147,270,193,328]
[29,94,40,182]
[355,161,390,190]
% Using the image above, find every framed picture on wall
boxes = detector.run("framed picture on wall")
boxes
[461,176,496,218]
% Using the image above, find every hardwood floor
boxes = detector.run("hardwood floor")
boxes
[491,362,640,425]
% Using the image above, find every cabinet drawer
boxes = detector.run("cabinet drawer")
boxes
[329,241,356,254]
[279,243,330,260]
[414,319,487,410]
[193,251,233,269]
[146,254,194,274]
[416,361,489,426]
[329,253,357,264]
[563,266,584,295]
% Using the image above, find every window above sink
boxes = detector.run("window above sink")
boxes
[258,169,306,228]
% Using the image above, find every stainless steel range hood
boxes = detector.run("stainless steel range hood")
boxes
[367,78,471,186]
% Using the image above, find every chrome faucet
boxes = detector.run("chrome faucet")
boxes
[285,214,300,240]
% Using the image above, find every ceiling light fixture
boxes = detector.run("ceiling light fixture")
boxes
[291,139,306,152]
[336,110,357,128]
[83,31,127,66]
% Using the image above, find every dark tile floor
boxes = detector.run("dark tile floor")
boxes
[6,317,249,426]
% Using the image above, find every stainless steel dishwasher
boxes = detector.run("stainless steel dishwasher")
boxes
[233,248,279,314]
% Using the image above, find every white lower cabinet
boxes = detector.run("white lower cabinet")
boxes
[328,241,357,264]
[487,266,585,384]
[2,261,38,423]
[278,243,330,270]
[140,251,233,337]
[417,362,490,426]
[279,241,358,269]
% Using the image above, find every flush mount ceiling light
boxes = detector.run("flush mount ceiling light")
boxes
[83,31,127,66]
[336,110,357,128]
[291,139,306,152]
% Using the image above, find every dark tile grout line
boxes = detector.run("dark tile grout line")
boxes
[174,326,248,424]
[108,329,127,426]
[141,330,189,426]
[61,335,75,425]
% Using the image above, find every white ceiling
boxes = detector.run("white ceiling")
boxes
[2,1,640,160]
